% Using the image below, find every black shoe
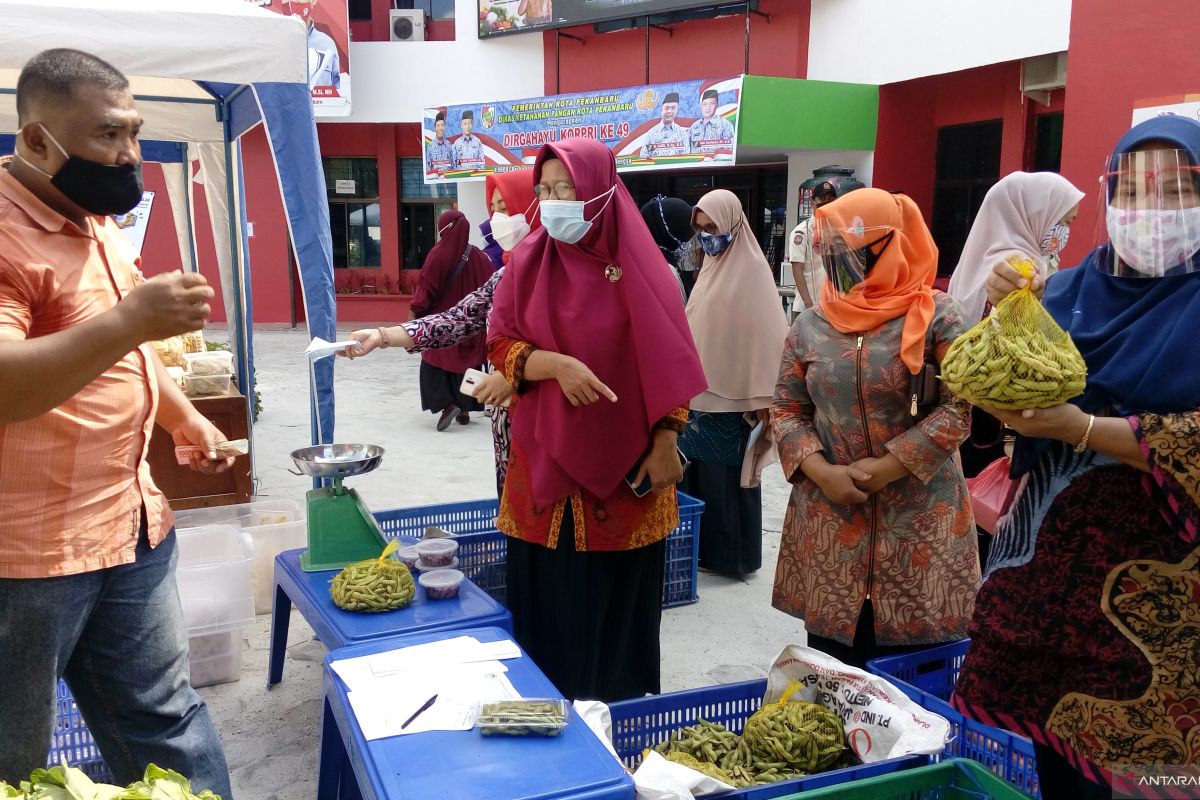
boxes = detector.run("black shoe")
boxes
[437,405,458,431]
[457,411,470,425]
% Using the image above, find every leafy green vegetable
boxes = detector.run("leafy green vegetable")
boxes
[3,763,219,800]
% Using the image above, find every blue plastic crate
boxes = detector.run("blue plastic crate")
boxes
[373,491,704,609]
[868,641,1040,798]
[606,679,927,800]
[49,680,112,784]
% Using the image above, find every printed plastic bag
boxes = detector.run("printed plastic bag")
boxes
[766,644,950,762]
[940,256,1086,409]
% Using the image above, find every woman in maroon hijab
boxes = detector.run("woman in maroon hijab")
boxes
[488,138,706,701]
[410,209,495,430]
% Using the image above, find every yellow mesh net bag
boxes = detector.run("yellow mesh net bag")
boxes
[941,256,1087,409]
[330,541,416,612]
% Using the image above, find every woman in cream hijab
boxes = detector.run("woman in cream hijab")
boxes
[681,189,789,575]
[947,172,1084,482]
[948,171,1084,323]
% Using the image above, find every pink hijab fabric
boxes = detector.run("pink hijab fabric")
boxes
[687,189,789,412]
[488,138,707,506]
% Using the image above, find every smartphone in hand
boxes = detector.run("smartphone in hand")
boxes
[625,448,690,497]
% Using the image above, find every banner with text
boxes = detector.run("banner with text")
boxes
[479,0,717,38]
[247,0,351,116]
[423,76,742,183]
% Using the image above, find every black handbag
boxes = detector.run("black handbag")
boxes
[909,361,940,417]
[677,412,747,467]
[908,326,941,418]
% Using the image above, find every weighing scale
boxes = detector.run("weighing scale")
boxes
[290,443,388,572]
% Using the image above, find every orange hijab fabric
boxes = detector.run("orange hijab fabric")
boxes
[817,189,937,375]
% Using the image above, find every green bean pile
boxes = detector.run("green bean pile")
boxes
[330,558,415,612]
[650,710,845,788]
[742,701,846,773]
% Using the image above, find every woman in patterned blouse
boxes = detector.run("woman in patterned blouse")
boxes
[952,116,1200,799]
[771,188,979,670]
[344,174,540,495]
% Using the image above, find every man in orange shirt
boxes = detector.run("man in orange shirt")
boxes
[0,50,234,795]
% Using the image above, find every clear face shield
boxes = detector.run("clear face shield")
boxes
[1099,148,1200,277]
[814,217,896,297]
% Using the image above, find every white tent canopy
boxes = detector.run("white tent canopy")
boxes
[0,0,339,448]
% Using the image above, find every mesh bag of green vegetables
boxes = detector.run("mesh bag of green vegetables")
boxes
[330,540,416,612]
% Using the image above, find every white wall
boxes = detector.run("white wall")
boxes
[329,0,546,124]
[807,0,1071,85]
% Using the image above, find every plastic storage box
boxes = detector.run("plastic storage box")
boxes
[175,524,255,687]
[373,491,704,608]
[774,758,1033,799]
[606,679,927,800]
[182,373,233,396]
[183,350,234,376]
[176,498,305,614]
[867,640,1040,798]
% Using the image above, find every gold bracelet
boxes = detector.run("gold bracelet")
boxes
[377,326,391,349]
[1074,413,1096,453]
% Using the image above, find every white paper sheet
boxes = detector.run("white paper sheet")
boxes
[330,635,520,693]
[305,336,360,359]
[330,636,526,740]
[345,661,519,739]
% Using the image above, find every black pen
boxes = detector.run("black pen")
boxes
[400,693,438,730]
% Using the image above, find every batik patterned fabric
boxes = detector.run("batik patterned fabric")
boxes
[771,293,979,646]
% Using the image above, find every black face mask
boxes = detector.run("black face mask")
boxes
[24,124,143,216]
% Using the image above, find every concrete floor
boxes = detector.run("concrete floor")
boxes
[200,326,806,800]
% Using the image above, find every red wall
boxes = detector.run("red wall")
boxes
[873,61,1032,224]
[545,0,809,93]
[1057,0,1200,267]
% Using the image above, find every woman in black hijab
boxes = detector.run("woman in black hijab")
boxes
[641,195,701,297]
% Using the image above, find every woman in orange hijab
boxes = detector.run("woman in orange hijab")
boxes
[770,188,980,668]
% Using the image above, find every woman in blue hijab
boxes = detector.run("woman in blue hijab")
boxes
[952,116,1200,798]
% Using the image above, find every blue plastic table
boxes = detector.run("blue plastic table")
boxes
[321,627,635,800]
[268,548,512,686]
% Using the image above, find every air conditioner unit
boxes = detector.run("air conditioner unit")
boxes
[390,9,426,42]
[1023,52,1067,92]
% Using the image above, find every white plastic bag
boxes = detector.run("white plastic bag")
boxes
[765,644,950,762]
[633,751,736,800]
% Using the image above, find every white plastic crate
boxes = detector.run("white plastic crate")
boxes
[175,499,305,614]
[189,628,245,688]
[174,524,255,637]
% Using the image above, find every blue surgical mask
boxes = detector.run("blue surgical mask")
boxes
[539,185,616,244]
[699,231,733,257]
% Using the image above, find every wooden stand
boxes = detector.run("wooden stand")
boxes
[147,388,252,510]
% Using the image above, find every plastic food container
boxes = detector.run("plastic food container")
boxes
[184,350,235,376]
[478,698,569,737]
[418,568,463,600]
[415,538,458,567]
[183,373,233,397]
[396,545,422,570]
[416,556,459,572]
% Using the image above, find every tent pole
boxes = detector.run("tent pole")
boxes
[222,101,255,464]
[181,143,199,274]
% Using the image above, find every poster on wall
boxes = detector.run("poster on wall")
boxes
[1132,94,1200,126]
[422,76,742,183]
[479,0,719,37]
[246,0,351,116]
[113,191,154,256]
